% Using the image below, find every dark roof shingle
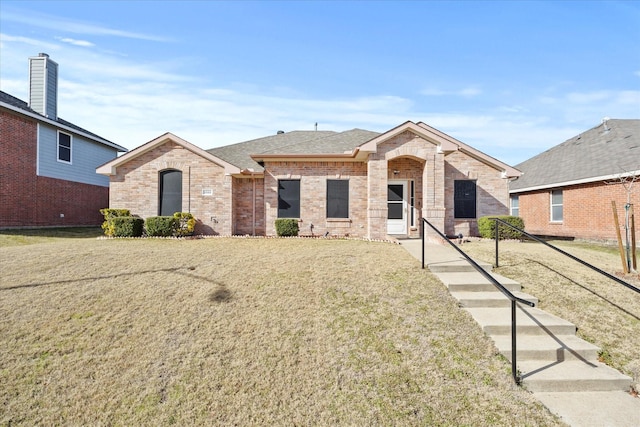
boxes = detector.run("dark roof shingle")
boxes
[510,119,640,191]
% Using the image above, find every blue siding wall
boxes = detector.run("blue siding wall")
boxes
[37,124,117,187]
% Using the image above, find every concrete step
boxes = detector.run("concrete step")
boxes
[492,334,600,362]
[519,360,633,392]
[434,272,522,292]
[451,291,538,308]
[464,307,577,336]
[427,260,493,273]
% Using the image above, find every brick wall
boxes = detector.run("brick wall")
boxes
[517,180,638,242]
[263,161,368,237]
[1,109,106,227]
[444,150,510,237]
[108,141,232,235]
[233,176,265,235]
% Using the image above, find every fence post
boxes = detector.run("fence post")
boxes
[421,219,425,269]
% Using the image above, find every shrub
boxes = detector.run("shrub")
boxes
[111,216,144,237]
[173,212,196,236]
[275,219,299,237]
[145,216,177,237]
[100,208,131,237]
[478,215,525,240]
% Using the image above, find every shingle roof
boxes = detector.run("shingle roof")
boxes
[510,119,640,191]
[207,129,380,171]
[0,90,126,151]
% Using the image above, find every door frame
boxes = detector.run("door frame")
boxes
[387,180,408,235]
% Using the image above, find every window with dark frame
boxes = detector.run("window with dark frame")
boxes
[454,180,477,219]
[58,131,71,163]
[159,169,182,216]
[326,180,349,218]
[278,179,300,218]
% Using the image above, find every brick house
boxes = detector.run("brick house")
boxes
[97,121,520,239]
[509,119,640,242]
[0,53,127,228]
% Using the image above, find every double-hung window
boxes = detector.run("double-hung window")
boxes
[510,195,520,216]
[278,179,300,218]
[550,190,563,222]
[57,131,72,163]
[326,180,349,218]
[454,180,477,219]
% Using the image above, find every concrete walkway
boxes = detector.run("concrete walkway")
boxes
[399,238,640,427]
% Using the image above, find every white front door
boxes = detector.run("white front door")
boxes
[387,181,407,235]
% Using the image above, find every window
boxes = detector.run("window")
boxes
[57,131,71,163]
[327,180,349,218]
[510,195,519,216]
[454,180,477,219]
[278,179,300,218]
[550,190,563,222]
[159,169,182,216]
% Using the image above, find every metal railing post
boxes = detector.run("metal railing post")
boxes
[495,218,500,268]
[421,219,425,269]
[511,300,519,384]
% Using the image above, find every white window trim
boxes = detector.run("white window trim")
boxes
[510,195,519,217]
[57,130,72,164]
[550,190,563,222]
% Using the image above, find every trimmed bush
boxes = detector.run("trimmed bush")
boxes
[145,216,177,237]
[275,218,299,237]
[173,212,196,236]
[100,208,131,237]
[478,215,525,240]
[111,216,144,237]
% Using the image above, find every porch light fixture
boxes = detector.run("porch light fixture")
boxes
[393,169,400,175]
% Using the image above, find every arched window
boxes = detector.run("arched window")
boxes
[159,169,182,216]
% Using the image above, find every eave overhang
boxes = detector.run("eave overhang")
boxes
[96,132,241,176]
[1,101,127,152]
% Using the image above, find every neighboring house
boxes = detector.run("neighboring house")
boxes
[97,121,519,239]
[509,119,640,242]
[0,53,127,228]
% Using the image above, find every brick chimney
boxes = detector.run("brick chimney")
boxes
[29,53,58,119]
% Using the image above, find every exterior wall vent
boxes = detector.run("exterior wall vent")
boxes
[29,53,59,120]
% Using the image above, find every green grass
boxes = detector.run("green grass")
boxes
[0,233,563,426]
[0,227,102,247]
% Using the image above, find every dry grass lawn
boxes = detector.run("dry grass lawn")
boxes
[460,238,640,391]
[0,229,563,426]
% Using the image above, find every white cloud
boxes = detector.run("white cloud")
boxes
[421,86,482,97]
[2,9,170,42]
[57,37,95,47]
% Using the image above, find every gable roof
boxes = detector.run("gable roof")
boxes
[209,129,380,172]
[0,90,127,152]
[359,120,521,178]
[510,119,640,192]
[97,132,240,176]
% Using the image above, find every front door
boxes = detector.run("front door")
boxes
[387,181,407,235]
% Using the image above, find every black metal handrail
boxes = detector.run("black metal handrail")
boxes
[492,218,640,295]
[421,218,534,384]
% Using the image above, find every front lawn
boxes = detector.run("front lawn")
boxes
[0,235,562,425]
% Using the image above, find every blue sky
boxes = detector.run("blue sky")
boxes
[1,0,639,165]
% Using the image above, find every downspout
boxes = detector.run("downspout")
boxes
[188,166,191,213]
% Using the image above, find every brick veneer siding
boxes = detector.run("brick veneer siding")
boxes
[108,141,231,235]
[370,131,444,240]
[233,176,265,235]
[444,151,510,237]
[515,180,638,242]
[263,161,368,237]
[1,109,106,227]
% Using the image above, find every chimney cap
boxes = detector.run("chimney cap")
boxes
[38,52,49,58]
